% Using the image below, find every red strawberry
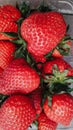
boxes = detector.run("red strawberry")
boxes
[30,87,42,115]
[0,4,21,40]
[21,11,66,57]
[43,93,73,126]
[38,112,57,130]
[52,40,72,58]
[0,41,16,69]
[10,58,28,66]
[0,17,18,40]
[43,58,72,75]
[0,95,36,130]
[0,58,40,95]
[33,54,46,63]
[52,49,63,58]
[0,4,21,22]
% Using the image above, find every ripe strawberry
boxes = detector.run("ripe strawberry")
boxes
[0,58,40,95]
[30,87,42,115]
[33,54,46,63]
[38,112,57,130]
[10,58,28,66]
[52,49,63,58]
[0,17,18,40]
[0,95,36,130]
[21,11,66,57]
[52,40,72,58]
[43,93,73,126]
[0,4,21,22]
[43,58,72,75]
[0,41,16,69]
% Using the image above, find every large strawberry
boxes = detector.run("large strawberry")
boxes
[0,58,40,95]
[43,93,73,126]
[0,41,16,69]
[0,95,36,130]
[38,112,57,130]
[21,11,66,57]
[0,4,21,22]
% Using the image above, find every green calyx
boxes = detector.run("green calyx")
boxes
[0,94,9,107]
[44,65,73,94]
[56,36,72,56]
[45,65,73,84]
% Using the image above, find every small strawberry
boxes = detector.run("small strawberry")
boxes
[52,38,72,58]
[21,11,66,57]
[0,4,21,22]
[10,57,28,66]
[30,87,42,115]
[42,58,73,75]
[43,93,73,126]
[0,58,40,95]
[42,58,73,87]
[38,112,57,130]
[0,95,36,130]
[0,41,16,69]
[52,49,63,58]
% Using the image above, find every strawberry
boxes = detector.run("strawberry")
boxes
[0,41,16,69]
[21,11,66,57]
[0,4,21,22]
[0,95,36,130]
[43,93,73,126]
[0,4,21,40]
[42,58,73,75]
[30,87,42,115]
[52,49,63,58]
[52,39,72,58]
[9,57,28,66]
[0,17,18,40]
[38,112,57,130]
[42,58,73,88]
[0,58,40,95]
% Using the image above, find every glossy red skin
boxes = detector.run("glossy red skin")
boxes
[10,58,28,66]
[21,12,66,57]
[0,59,40,95]
[42,58,72,74]
[0,4,21,21]
[38,112,57,130]
[0,41,16,69]
[0,95,36,130]
[43,93,73,126]
[0,67,3,75]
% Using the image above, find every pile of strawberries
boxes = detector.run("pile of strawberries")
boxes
[0,2,73,130]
